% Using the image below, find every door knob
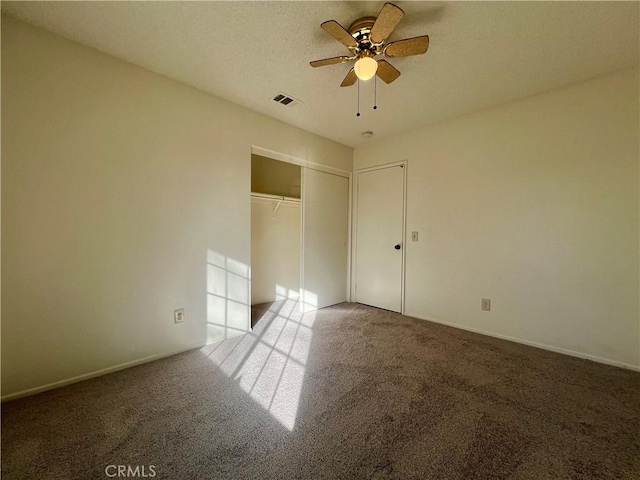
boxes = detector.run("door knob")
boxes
[394,244,401,250]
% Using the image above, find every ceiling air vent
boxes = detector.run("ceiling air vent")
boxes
[271,92,302,108]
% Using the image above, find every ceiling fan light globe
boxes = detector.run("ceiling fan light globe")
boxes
[354,57,378,81]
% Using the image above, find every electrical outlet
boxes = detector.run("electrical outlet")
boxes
[411,231,419,242]
[481,299,491,311]
[174,308,185,323]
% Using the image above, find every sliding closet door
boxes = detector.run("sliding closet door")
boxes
[302,168,349,310]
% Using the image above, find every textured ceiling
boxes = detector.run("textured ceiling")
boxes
[2,1,639,148]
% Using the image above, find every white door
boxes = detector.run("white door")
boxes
[355,164,405,312]
[302,168,349,310]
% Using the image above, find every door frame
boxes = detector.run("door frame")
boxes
[351,160,408,314]
[250,145,353,310]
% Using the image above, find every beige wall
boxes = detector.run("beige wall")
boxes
[1,17,352,398]
[355,68,640,368]
[251,200,301,305]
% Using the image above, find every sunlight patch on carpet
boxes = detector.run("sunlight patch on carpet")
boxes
[206,296,315,431]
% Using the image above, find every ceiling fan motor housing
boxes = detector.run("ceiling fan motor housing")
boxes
[348,17,384,57]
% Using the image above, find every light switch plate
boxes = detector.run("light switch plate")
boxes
[411,231,418,242]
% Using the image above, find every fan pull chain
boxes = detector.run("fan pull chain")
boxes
[356,79,361,117]
[373,75,378,110]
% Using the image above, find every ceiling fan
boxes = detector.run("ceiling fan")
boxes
[310,3,429,87]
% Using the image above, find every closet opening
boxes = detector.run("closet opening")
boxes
[250,154,302,328]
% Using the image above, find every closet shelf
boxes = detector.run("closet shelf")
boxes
[251,192,300,215]
[250,192,301,203]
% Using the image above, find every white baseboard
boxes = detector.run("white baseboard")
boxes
[1,341,206,402]
[405,312,640,372]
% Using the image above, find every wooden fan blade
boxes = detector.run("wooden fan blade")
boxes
[310,56,354,68]
[376,60,401,84]
[370,3,405,44]
[340,68,358,87]
[384,35,430,58]
[321,20,358,49]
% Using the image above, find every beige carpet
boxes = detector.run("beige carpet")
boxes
[2,301,639,479]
